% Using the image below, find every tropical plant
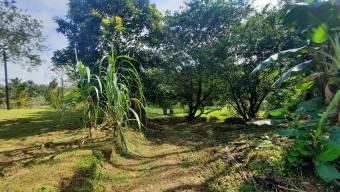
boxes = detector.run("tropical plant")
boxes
[275,37,340,184]
[46,79,63,109]
[101,52,144,151]
[69,49,144,152]
[73,59,102,138]
[10,78,29,108]
[251,0,340,184]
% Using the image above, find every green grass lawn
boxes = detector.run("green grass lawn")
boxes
[0,108,122,192]
[145,105,237,121]
[0,108,334,192]
[0,108,83,152]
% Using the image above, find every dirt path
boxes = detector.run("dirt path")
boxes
[129,146,204,192]
[111,121,213,192]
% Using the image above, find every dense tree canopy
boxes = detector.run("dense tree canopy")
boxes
[214,9,305,120]
[52,0,163,72]
[158,0,251,120]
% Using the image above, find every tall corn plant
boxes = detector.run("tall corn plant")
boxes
[101,52,144,151]
[75,60,102,138]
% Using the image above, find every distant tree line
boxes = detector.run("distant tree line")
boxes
[0,78,65,109]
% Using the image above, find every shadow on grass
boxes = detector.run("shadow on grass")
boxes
[0,137,111,175]
[144,117,274,149]
[0,110,82,140]
[60,158,97,192]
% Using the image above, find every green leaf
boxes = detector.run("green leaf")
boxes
[294,97,322,115]
[316,162,340,183]
[312,24,328,44]
[318,144,340,162]
[269,108,289,117]
[274,60,312,86]
[296,81,314,92]
[330,129,340,148]
[317,90,340,138]
[251,46,307,75]
[287,155,297,163]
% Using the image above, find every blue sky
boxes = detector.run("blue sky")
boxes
[0,0,273,85]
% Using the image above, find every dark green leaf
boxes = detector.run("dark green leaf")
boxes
[317,144,340,162]
[274,60,313,87]
[330,129,340,148]
[251,46,307,75]
[294,97,322,115]
[316,162,340,183]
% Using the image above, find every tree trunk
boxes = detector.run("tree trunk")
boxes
[187,108,196,121]
[3,51,10,110]
[60,73,64,108]
[162,106,168,115]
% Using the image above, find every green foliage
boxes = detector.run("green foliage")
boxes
[45,79,63,109]
[284,140,313,167]
[316,162,340,183]
[159,0,250,120]
[68,50,144,151]
[0,0,44,66]
[281,0,340,44]
[72,60,101,137]
[317,144,340,162]
[143,68,177,112]
[10,78,29,108]
[101,52,144,150]
[217,8,304,120]
[261,0,340,183]
[53,0,162,70]
[269,108,291,117]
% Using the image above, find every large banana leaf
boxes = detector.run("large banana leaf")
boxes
[281,1,340,44]
[251,46,308,75]
[274,60,313,87]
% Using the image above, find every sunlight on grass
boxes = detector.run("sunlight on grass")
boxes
[0,108,53,121]
[145,105,237,121]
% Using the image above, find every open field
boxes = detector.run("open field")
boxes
[0,108,335,192]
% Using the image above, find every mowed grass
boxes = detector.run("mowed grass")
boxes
[0,108,330,192]
[0,108,130,192]
[145,105,237,121]
[0,108,83,152]
[0,107,238,191]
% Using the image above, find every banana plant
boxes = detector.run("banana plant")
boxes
[252,0,340,184]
